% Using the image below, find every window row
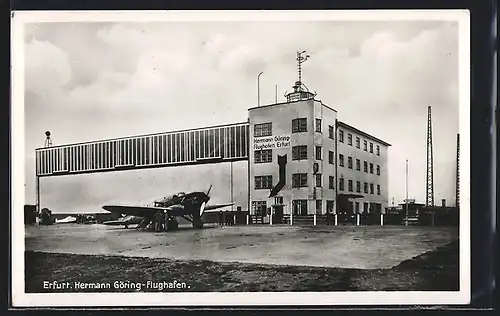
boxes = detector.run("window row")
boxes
[338,178,381,195]
[253,198,331,216]
[36,125,249,175]
[338,130,381,156]
[338,154,381,175]
[291,145,332,162]
[255,173,334,189]
[252,199,379,216]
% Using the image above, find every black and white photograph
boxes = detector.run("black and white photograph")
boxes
[11,10,471,307]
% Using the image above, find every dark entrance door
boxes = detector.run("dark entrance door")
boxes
[274,205,284,224]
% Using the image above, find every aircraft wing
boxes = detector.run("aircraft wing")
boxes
[204,202,235,211]
[102,204,186,218]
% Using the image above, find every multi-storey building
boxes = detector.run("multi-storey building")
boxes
[249,79,390,217]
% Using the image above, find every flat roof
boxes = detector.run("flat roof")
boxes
[337,121,391,147]
[35,121,249,151]
[248,99,337,113]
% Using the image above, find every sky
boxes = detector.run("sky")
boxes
[22,18,460,212]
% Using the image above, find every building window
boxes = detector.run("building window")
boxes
[363,140,367,151]
[292,200,308,216]
[329,176,335,189]
[370,163,374,174]
[328,125,334,139]
[339,154,344,167]
[252,201,267,216]
[339,130,344,143]
[315,146,322,160]
[364,161,368,172]
[316,200,322,215]
[376,165,380,175]
[364,182,368,194]
[254,149,272,163]
[315,174,322,187]
[348,180,353,192]
[348,156,353,169]
[254,122,272,137]
[328,151,334,164]
[377,184,381,195]
[356,159,361,171]
[356,181,361,193]
[376,145,380,156]
[356,136,360,148]
[370,183,374,194]
[315,118,322,133]
[369,142,373,153]
[292,118,307,133]
[327,200,334,213]
[347,133,353,146]
[339,177,345,191]
[292,145,308,160]
[275,196,284,205]
[292,173,308,188]
[255,175,273,189]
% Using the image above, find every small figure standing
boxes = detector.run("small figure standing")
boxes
[218,210,224,226]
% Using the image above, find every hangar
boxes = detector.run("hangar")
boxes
[34,52,391,221]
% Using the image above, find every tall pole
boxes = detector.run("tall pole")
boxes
[426,105,435,207]
[405,159,409,226]
[230,161,234,212]
[35,175,40,215]
[257,71,263,106]
[275,85,278,104]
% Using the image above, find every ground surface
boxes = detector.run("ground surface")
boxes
[25,241,459,292]
[25,224,458,269]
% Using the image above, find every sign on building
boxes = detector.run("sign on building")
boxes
[253,135,291,150]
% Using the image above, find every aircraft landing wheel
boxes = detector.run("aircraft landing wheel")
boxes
[166,219,179,231]
[124,224,128,229]
[193,217,204,229]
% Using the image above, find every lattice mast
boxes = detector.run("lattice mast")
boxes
[455,133,460,209]
[426,106,434,207]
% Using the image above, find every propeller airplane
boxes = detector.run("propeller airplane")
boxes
[102,185,234,231]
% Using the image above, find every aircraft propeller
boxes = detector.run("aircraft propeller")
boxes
[199,201,207,217]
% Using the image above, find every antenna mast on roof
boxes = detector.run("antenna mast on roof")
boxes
[296,50,309,91]
[286,50,315,102]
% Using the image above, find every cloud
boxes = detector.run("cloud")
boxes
[25,39,72,94]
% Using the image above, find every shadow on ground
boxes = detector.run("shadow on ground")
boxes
[25,241,459,292]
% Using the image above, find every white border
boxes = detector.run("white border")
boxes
[11,10,471,307]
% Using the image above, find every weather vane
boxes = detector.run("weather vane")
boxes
[297,50,310,84]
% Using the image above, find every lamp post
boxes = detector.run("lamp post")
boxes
[257,71,264,106]
[405,159,409,226]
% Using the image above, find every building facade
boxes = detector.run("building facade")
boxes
[336,121,390,215]
[248,81,390,217]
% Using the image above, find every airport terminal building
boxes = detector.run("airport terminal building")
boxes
[249,81,390,218]
[35,67,390,219]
